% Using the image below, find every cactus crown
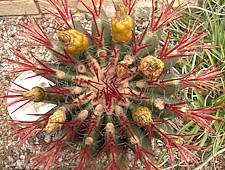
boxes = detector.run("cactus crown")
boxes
[3,0,225,169]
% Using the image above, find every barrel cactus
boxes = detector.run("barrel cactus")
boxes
[3,0,225,169]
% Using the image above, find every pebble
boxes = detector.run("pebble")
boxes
[16,160,24,168]
[21,146,26,151]
[20,155,25,160]
[44,133,51,143]
[7,156,14,163]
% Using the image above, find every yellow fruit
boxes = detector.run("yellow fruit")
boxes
[22,86,45,102]
[57,29,88,55]
[45,107,66,134]
[111,3,133,43]
[111,16,133,43]
[140,56,164,77]
[132,106,152,127]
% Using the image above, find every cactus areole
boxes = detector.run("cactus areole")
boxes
[4,0,224,170]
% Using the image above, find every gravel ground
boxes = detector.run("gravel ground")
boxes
[0,15,59,169]
[0,10,225,169]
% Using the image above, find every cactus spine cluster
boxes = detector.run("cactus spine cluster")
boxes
[3,0,225,169]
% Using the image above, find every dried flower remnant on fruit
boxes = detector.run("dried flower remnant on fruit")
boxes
[114,2,129,21]
[116,55,134,77]
[154,98,165,110]
[111,2,133,43]
[124,55,134,65]
[116,61,128,78]
[57,29,88,55]
[140,56,164,77]
[45,107,66,134]
[132,106,152,127]
[22,86,45,102]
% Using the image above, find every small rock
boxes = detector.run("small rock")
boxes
[21,146,26,151]
[16,160,23,168]
[44,133,51,143]
[20,155,26,160]
[8,156,14,163]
